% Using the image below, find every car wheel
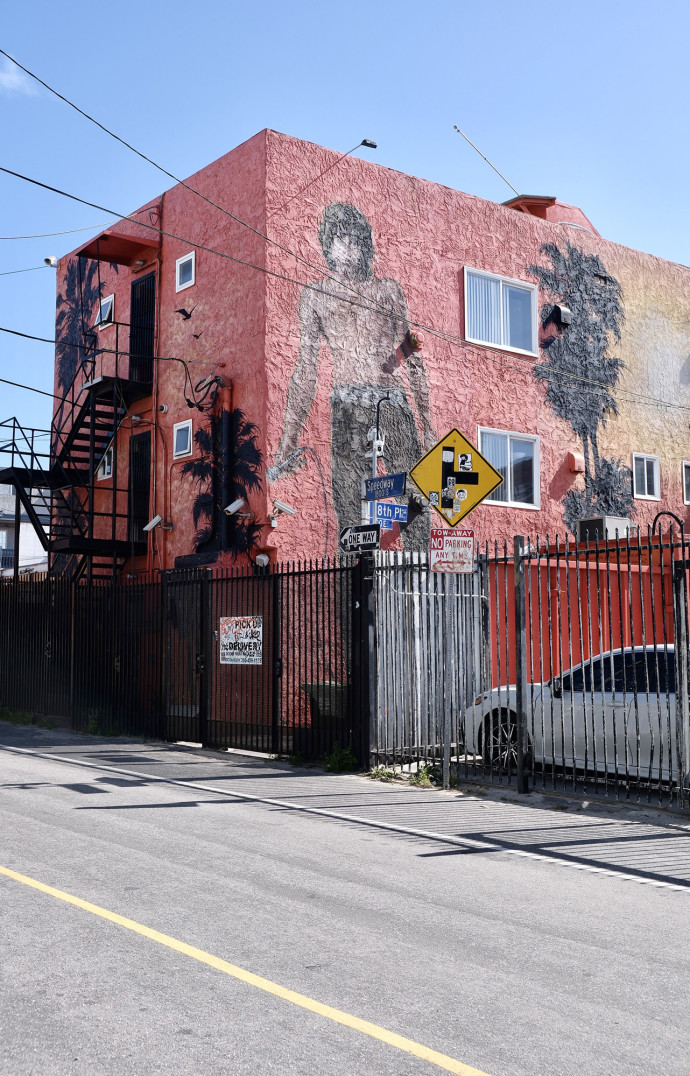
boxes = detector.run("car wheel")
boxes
[481,710,529,773]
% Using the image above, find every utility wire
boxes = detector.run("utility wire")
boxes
[0,219,118,240]
[267,142,376,220]
[3,316,690,419]
[0,374,65,401]
[0,50,373,291]
[0,52,388,323]
[0,264,52,276]
[2,160,685,420]
[3,49,673,425]
[0,325,215,411]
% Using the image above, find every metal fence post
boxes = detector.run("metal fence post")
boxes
[198,569,211,747]
[271,569,282,755]
[352,553,376,768]
[513,535,530,794]
[673,562,690,807]
[442,573,453,790]
[159,570,168,741]
[69,579,76,727]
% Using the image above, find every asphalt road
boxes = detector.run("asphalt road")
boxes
[1,723,690,1076]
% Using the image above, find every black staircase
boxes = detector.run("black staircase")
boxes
[0,317,154,582]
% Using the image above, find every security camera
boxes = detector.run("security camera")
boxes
[143,514,163,532]
[273,500,297,516]
[44,256,57,267]
[224,497,245,516]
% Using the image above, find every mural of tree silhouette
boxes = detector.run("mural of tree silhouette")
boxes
[182,407,264,558]
[529,242,633,533]
[53,257,106,441]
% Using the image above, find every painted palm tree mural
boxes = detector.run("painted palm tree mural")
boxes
[181,407,264,562]
[53,256,102,440]
[529,243,633,533]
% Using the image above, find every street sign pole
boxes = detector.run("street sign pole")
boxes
[513,535,530,794]
[442,574,453,790]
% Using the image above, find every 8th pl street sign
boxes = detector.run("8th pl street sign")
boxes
[339,523,381,553]
[376,501,409,526]
[410,428,503,526]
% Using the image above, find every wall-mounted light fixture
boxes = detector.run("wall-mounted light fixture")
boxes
[554,304,573,326]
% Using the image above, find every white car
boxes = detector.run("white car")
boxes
[466,645,685,784]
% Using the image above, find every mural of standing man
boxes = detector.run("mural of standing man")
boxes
[270,203,436,551]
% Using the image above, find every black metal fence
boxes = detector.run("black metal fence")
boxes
[0,558,369,762]
[1,535,689,809]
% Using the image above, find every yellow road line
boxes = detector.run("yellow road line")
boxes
[0,863,490,1076]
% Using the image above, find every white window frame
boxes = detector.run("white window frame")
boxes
[683,462,690,506]
[464,266,538,356]
[632,453,660,501]
[96,294,114,330]
[97,446,113,481]
[175,252,195,292]
[478,426,541,510]
[173,419,193,459]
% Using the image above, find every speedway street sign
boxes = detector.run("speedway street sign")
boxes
[364,472,407,501]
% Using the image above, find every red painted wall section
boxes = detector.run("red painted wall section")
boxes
[262,130,690,559]
[55,131,270,572]
[53,129,690,572]
[261,132,584,557]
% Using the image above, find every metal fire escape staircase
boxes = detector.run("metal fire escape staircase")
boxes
[0,322,152,582]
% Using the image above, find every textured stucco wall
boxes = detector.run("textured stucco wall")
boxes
[54,129,690,570]
[55,132,270,571]
[261,130,690,555]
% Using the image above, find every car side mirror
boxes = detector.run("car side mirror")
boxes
[552,677,562,699]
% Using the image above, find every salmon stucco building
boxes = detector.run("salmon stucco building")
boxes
[4,129,690,580]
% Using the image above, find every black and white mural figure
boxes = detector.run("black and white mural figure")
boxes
[270,203,436,551]
[529,242,634,534]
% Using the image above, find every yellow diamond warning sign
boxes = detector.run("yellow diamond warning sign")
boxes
[409,428,503,526]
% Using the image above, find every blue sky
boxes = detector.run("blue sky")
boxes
[2,0,689,432]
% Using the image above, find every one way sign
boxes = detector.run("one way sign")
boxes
[339,524,381,553]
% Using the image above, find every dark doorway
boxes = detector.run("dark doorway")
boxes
[129,273,155,383]
[128,431,151,542]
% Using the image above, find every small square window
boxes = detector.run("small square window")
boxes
[97,447,113,480]
[478,427,540,508]
[176,252,195,292]
[95,294,114,329]
[632,453,660,500]
[465,268,537,355]
[173,420,193,459]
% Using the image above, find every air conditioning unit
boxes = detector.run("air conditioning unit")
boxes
[577,516,631,543]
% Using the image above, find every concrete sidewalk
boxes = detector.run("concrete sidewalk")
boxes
[2,720,690,892]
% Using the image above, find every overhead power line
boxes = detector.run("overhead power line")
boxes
[0,220,118,240]
[4,49,679,425]
[0,264,52,277]
[0,50,377,295]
